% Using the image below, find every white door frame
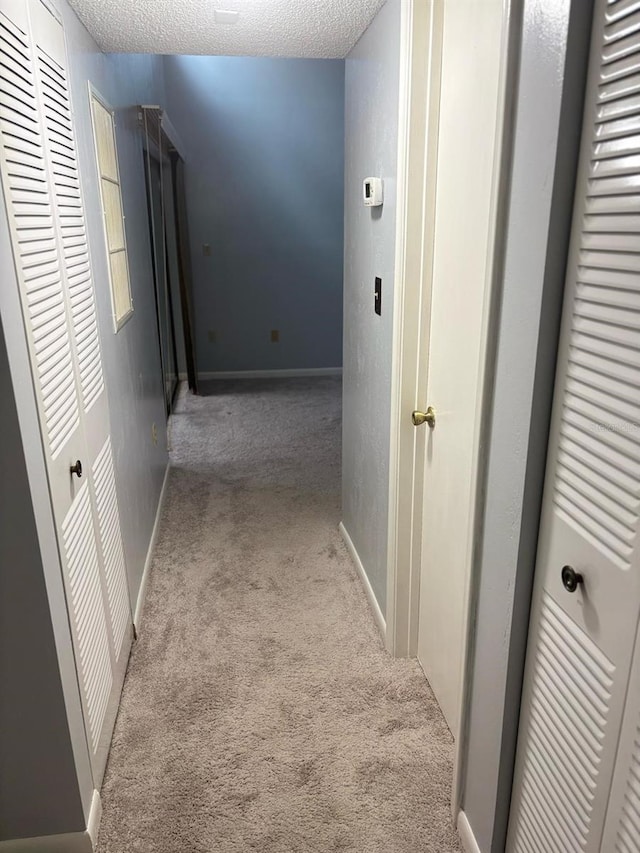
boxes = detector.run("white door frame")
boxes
[386,0,517,815]
[386,0,443,659]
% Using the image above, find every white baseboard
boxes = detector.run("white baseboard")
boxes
[0,829,93,853]
[198,367,343,380]
[134,462,171,630]
[457,811,482,853]
[0,791,101,853]
[338,522,386,640]
[86,790,102,847]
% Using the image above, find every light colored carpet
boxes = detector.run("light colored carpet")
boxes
[97,377,461,853]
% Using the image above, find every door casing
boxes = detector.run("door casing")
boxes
[386,0,517,815]
[143,147,180,412]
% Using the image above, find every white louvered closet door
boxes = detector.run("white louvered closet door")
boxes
[600,623,640,852]
[507,1,640,850]
[0,0,132,785]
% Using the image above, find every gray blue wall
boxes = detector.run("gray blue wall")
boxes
[342,0,401,613]
[162,55,345,373]
[66,39,170,608]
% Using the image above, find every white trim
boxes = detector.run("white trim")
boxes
[38,0,63,23]
[134,462,171,629]
[112,305,134,333]
[0,832,92,853]
[138,106,186,161]
[451,0,516,820]
[338,522,386,640]
[0,791,101,853]
[386,0,413,659]
[160,112,186,162]
[386,0,443,660]
[86,790,102,846]
[198,368,342,380]
[88,83,134,335]
[457,811,482,853]
[385,0,515,822]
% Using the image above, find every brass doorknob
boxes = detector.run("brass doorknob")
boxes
[412,406,436,428]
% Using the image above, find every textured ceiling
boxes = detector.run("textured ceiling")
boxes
[67,0,387,57]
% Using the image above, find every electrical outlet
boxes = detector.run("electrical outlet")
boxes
[270,329,280,343]
[208,329,216,343]
[151,423,158,446]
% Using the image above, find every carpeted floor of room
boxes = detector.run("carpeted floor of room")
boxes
[96,377,461,853]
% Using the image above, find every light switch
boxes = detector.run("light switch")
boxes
[375,277,382,316]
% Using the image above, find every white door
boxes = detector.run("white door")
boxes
[600,621,640,852]
[415,0,505,737]
[507,0,640,848]
[0,0,132,785]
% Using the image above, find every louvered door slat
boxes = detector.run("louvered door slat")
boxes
[0,8,78,459]
[36,44,104,413]
[601,626,640,851]
[507,0,640,849]
[555,0,640,572]
[1,0,133,790]
[92,437,130,656]
[62,483,113,754]
[0,93,38,125]
[0,42,30,75]
[511,598,615,852]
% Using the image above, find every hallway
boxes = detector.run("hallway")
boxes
[96,378,460,852]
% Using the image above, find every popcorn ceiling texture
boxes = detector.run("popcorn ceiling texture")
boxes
[66,0,387,57]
